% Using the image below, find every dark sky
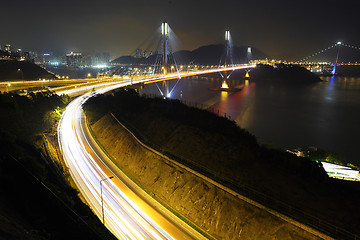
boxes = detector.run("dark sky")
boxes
[1,0,359,60]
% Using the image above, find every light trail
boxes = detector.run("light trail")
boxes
[58,89,183,239]
[321,162,360,181]
[57,65,255,239]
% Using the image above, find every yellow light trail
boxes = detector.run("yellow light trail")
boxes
[57,65,255,239]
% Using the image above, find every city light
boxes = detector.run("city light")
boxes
[221,80,229,89]
[93,64,108,69]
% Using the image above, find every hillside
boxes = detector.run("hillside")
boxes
[84,89,360,239]
[0,92,116,240]
[0,60,56,81]
[89,113,324,239]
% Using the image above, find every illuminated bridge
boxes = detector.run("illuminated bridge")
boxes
[294,41,360,75]
[3,21,350,240]
[1,21,255,98]
[56,22,255,240]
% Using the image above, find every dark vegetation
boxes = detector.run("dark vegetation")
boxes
[85,89,360,238]
[0,92,115,240]
[0,60,56,81]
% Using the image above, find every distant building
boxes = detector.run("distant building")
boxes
[4,44,11,53]
[20,51,30,61]
[135,49,141,58]
[42,53,52,64]
[93,52,110,66]
[66,52,83,67]
[143,50,148,58]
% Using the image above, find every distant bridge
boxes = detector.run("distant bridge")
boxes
[294,42,360,75]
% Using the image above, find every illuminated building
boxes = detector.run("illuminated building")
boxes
[66,52,83,67]
[4,44,11,53]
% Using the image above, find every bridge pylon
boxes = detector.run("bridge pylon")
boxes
[220,30,231,89]
[161,21,169,96]
[332,42,341,75]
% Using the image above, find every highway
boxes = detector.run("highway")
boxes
[1,65,255,97]
[57,65,255,239]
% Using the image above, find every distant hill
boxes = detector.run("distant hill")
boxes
[0,60,56,81]
[111,44,267,66]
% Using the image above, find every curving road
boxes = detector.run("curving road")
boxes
[57,65,255,239]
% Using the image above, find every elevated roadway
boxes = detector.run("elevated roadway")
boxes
[57,65,255,239]
[1,65,255,97]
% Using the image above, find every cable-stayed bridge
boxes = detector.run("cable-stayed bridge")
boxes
[1,21,255,97]
[3,21,359,240]
[293,42,360,75]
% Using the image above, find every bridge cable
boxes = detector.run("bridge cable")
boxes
[298,42,360,63]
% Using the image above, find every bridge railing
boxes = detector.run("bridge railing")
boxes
[116,94,359,240]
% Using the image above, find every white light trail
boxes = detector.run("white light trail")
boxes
[57,65,255,239]
[321,162,360,181]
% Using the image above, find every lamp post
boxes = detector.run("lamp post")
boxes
[17,68,23,80]
[100,176,114,226]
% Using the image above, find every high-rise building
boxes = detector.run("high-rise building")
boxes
[42,53,52,64]
[66,52,83,67]
[4,44,11,53]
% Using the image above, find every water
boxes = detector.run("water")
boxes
[139,75,360,165]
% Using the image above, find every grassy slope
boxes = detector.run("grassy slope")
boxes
[84,89,360,237]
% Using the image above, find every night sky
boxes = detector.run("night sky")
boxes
[1,0,359,60]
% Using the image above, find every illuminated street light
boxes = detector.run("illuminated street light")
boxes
[87,73,91,78]
[100,176,114,226]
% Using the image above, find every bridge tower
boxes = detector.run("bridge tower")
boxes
[332,42,341,75]
[221,30,231,89]
[161,21,169,96]
[245,47,252,79]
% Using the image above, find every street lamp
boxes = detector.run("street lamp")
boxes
[17,68,23,80]
[100,176,114,226]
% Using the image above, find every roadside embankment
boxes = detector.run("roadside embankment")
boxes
[84,89,360,239]
[89,112,326,239]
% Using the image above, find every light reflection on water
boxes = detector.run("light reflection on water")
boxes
[139,76,360,165]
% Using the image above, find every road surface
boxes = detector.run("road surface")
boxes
[57,65,255,239]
